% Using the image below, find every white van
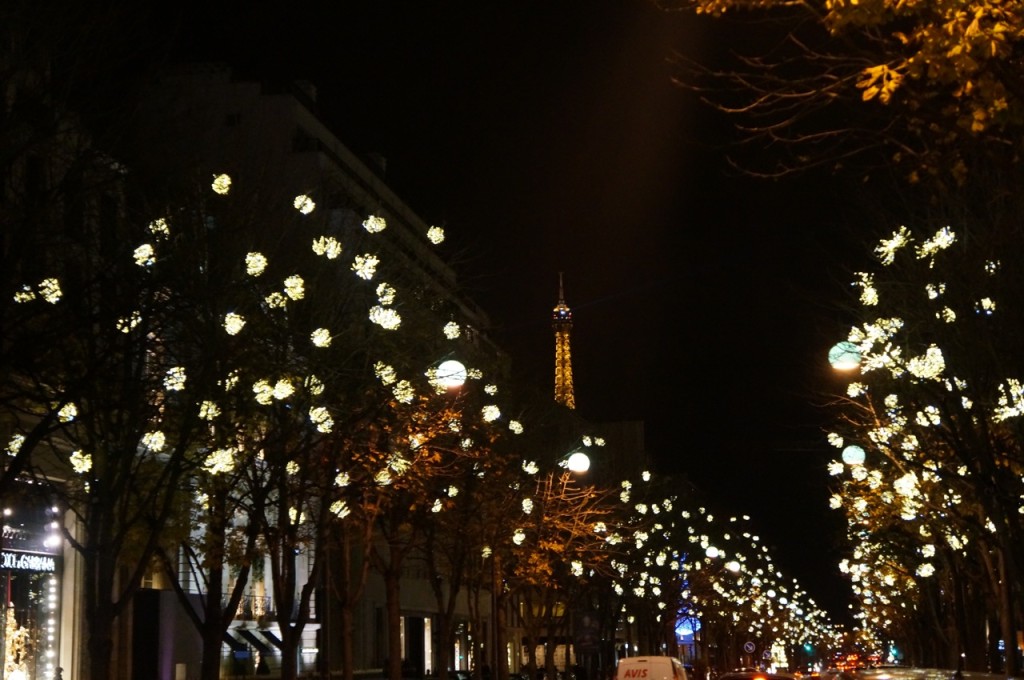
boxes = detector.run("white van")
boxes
[616,656,689,680]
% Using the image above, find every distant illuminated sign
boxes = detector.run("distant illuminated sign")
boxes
[1,550,58,573]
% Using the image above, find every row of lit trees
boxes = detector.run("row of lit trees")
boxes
[0,152,845,680]
[549,468,845,676]
[435,449,846,680]
[0,11,855,678]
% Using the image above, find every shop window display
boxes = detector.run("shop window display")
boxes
[1,487,62,680]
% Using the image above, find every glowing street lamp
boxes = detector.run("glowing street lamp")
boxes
[435,359,467,389]
[566,451,591,473]
[828,341,861,370]
[841,445,866,466]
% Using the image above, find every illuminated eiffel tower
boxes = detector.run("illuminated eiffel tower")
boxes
[552,273,575,409]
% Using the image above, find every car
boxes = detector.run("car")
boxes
[717,671,800,680]
[820,669,856,680]
[616,656,689,680]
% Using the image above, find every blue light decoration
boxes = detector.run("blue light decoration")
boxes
[675,617,700,642]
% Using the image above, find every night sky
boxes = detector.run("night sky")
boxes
[156,0,859,622]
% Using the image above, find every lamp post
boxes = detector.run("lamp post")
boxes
[559,450,593,680]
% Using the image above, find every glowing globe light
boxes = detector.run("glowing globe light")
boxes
[829,341,861,370]
[566,451,591,473]
[435,360,467,389]
[842,445,866,466]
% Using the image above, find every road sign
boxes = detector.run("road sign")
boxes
[743,642,756,654]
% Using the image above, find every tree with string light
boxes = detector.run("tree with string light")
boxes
[506,448,620,680]
[826,221,1024,673]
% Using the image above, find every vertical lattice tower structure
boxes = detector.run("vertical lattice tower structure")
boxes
[552,273,575,409]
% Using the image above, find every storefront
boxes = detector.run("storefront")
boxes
[1,485,63,680]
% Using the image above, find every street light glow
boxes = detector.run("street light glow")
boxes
[828,341,861,370]
[566,451,590,473]
[842,445,866,466]
[435,359,467,388]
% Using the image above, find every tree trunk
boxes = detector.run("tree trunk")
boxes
[998,550,1017,678]
[338,532,370,680]
[280,625,301,680]
[435,608,452,680]
[84,525,117,680]
[494,560,508,680]
[342,605,356,680]
[199,506,228,680]
[544,607,557,680]
[387,563,404,680]
[200,622,225,680]
[85,563,115,680]
[520,590,543,680]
